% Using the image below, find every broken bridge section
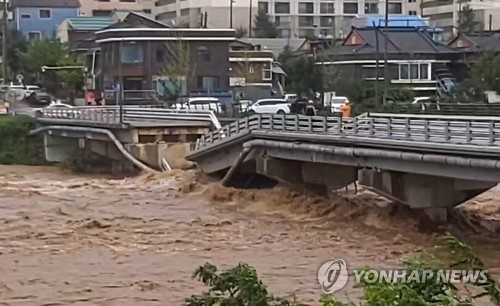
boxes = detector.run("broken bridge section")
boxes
[187,114,500,220]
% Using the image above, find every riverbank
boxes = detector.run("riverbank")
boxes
[0,116,45,165]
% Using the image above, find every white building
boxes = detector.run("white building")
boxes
[422,0,500,32]
[154,0,409,38]
[79,0,155,17]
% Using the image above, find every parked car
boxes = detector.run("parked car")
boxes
[328,96,350,114]
[247,98,291,115]
[24,87,55,106]
[174,97,225,113]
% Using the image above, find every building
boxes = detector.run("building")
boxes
[154,0,256,30]
[422,0,500,33]
[154,0,407,39]
[57,16,115,51]
[316,26,461,97]
[89,12,235,102]
[10,0,80,40]
[79,0,154,17]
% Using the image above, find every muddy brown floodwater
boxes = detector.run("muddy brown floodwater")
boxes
[0,165,498,306]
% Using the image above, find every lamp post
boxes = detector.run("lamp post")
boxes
[383,0,389,105]
[248,0,253,37]
[2,0,7,84]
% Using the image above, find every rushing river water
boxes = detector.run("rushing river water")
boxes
[0,165,498,305]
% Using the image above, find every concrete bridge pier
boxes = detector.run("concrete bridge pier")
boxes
[44,134,80,163]
[255,157,358,194]
[359,169,496,222]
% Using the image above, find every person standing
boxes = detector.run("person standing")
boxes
[305,100,316,116]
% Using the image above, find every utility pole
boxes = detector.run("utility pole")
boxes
[229,0,233,28]
[2,0,7,84]
[248,0,252,37]
[383,0,389,105]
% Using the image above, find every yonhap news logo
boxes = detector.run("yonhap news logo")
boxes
[317,259,489,294]
[317,259,349,293]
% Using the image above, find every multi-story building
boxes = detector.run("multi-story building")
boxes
[79,0,155,17]
[10,0,80,40]
[422,0,500,32]
[155,0,406,38]
[406,0,421,16]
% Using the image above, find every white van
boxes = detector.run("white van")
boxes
[174,97,224,113]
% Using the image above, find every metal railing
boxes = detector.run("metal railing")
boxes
[195,114,500,150]
[39,106,222,129]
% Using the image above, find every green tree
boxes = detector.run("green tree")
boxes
[18,38,83,92]
[6,29,28,79]
[471,52,500,93]
[458,5,480,34]
[254,10,278,38]
[280,54,322,97]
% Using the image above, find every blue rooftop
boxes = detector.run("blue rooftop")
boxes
[67,17,115,31]
[356,15,443,32]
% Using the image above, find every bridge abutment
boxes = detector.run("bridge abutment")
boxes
[44,134,80,163]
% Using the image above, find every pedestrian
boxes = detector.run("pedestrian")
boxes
[305,100,316,116]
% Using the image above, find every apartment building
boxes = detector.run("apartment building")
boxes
[155,0,407,38]
[79,0,155,17]
[422,0,500,32]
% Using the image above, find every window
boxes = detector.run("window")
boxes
[409,10,417,15]
[156,49,164,62]
[262,63,272,80]
[399,63,429,80]
[274,2,290,14]
[298,16,314,27]
[298,28,315,38]
[120,0,136,2]
[320,16,334,27]
[92,10,111,16]
[275,16,291,27]
[39,9,51,19]
[298,2,314,14]
[343,3,358,14]
[120,43,143,63]
[28,32,41,41]
[143,9,152,14]
[21,14,30,19]
[258,1,269,13]
[408,0,416,2]
[320,3,334,14]
[197,76,220,91]
[387,2,402,14]
[196,46,211,62]
[365,2,378,14]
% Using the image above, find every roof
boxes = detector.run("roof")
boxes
[67,17,115,31]
[237,38,306,57]
[11,0,80,8]
[448,33,500,52]
[332,27,457,56]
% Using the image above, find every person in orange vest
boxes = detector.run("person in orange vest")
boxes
[87,91,95,105]
[341,101,351,117]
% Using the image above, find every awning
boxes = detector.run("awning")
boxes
[272,65,287,76]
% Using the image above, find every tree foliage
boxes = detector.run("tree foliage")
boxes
[158,40,195,102]
[6,29,28,77]
[471,52,500,93]
[185,235,500,306]
[254,10,278,38]
[458,5,480,34]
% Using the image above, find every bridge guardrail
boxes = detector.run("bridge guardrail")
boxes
[39,106,223,129]
[195,114,500,150]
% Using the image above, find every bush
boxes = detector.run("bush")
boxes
[186,235,500,306]
[0,115,46,165]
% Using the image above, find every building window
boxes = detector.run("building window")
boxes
[409,10,417,15]
[156,49,164,62]
[399,63,429,80]
[298,2,314,14]
[262,62,272,80]
[320,3,334,14]
[387,2,402,14]
[298,28,315,38]
[274,2,290,14]
[39,9,51,19]
[408,0,416,2]
[143,9,152,14]
[120,43,143,63]
[298,16,314,27]
[275,16,291,27]
[320,16,334,27]
[93,10,112,16]
[197,76,219,91]
[258,1,269,13]
[343,3,358,14]
[365,2,378,14]
[119,0,136,2]
[21,14,30,19]
[196,46,211,62]
[28,32,41,41]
